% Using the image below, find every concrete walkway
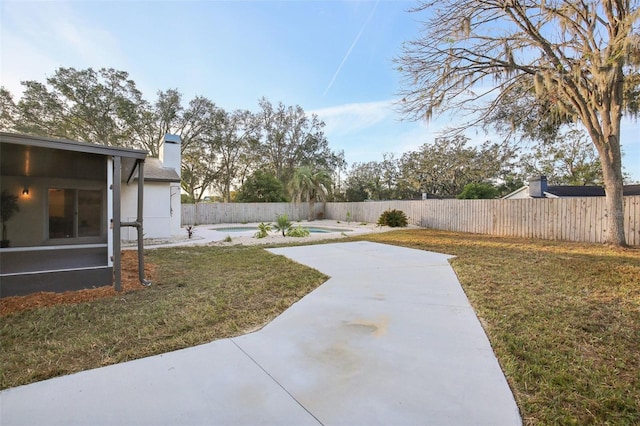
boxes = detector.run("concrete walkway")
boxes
[0,241,521,425]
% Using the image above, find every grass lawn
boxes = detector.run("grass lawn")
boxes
[1,245,327,390]
[1,230,639,424]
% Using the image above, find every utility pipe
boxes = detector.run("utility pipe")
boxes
[120,159,151,287]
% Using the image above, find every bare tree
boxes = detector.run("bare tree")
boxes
[396,0,639,246]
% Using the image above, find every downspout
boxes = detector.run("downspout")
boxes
[121,159,152,287]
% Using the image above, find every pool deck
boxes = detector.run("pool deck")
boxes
[125,220,393,249]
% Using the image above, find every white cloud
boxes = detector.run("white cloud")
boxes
[309,100,395,134]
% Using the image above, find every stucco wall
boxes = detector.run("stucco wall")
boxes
[121,181,181,240]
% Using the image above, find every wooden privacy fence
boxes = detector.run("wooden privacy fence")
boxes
[182,196,640,246]
[181,202,323,226]
[326,197,639,246]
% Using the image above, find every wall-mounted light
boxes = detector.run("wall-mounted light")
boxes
[22,187,29,196]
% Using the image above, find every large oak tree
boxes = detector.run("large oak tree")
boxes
[397,0,639,246]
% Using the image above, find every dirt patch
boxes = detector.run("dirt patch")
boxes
[0,251,155,317]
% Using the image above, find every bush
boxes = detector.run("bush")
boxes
[377,209,408,227]
[287,225,310,237]
[457,182,499,199]
[254,222,271,239]
[180,193,195,204]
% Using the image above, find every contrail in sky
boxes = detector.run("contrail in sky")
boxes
[323,0,379,97]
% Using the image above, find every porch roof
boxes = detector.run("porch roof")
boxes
[0,132,147,181]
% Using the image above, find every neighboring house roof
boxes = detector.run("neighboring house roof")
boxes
[503,183,640,199]
[546,185,605,197]
[502,186,529,199]
[142,157,181,182]
[624,184,640,195]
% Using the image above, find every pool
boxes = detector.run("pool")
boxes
[212,226,350,234]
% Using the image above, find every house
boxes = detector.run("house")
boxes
[0,132,169,297]
[121,134,182,241]
[503,175,640,199]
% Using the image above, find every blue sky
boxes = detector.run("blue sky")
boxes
[1,0,638,182]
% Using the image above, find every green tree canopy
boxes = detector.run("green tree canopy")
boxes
[236,170,288,202]
[457,183,499,199]
[255,97,345,185]
[398,136,517,198]
[3,67,145,147]
[0,69,346,204]
[523,129,604,185]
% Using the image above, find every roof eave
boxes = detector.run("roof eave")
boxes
[0,132,147,159]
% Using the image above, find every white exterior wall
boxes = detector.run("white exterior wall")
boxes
[169,182,182,237]
[121,181,181,241]
[502,187,530,199]
[121,134,182,242]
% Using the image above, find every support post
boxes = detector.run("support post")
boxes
[136,160,150,286]
[112,156,122,292]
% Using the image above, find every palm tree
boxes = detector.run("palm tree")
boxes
[289,166,330,221]
[272,214,291,237]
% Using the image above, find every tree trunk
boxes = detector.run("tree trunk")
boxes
[600,142,627,247]
[308,199,315,221]
[590,105,626,246]
[581,60,627,247]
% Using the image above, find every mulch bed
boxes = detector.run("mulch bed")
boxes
[0,251,156,316]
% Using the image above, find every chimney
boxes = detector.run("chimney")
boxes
[528,175,548,198]
[159,134,181,177]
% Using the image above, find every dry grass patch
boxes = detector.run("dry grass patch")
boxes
[357,229,640,425]
[0,245,326,389]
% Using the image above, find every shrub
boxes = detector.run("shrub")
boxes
[287,225,310,237]
[180,193,195,204]
[254,222,271,239]
[223,235,232,243]
[377,209,408,227]
[457,182,499,199]
[273,214,292,237]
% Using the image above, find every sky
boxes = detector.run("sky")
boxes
[1,0,639,182]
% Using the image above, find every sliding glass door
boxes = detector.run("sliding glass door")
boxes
[48,188,103,240]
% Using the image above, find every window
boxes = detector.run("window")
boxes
[78,190,101,237]
[48,189,103,239]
